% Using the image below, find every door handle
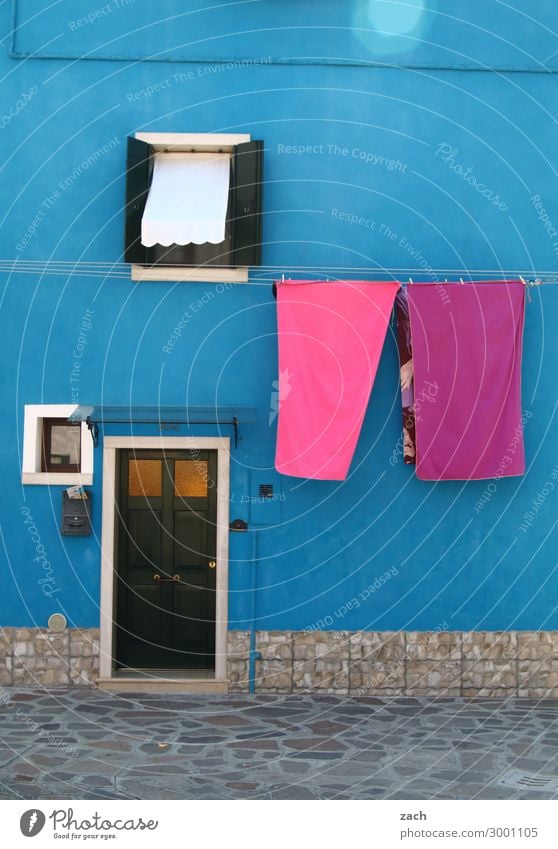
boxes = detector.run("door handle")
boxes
[153,573,181,582]
[153,574,161,581]
[208,560,216,569]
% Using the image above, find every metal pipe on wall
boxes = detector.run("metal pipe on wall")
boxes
[248,529,260,695]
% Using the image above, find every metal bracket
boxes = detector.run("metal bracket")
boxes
[82,412,240,449]
[86,417,99,447]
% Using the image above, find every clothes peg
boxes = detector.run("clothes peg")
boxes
[519,276,526,285]
[460,278,464,285]
[408,277,414,285]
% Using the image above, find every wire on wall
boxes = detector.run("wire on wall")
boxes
[0,260,555,285]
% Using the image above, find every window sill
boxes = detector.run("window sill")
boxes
[21,472,93,486]
[131,265,249,283]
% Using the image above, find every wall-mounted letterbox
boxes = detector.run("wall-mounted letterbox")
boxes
[61,491,92,536]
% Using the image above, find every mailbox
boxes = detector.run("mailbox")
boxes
[61,491,92,536]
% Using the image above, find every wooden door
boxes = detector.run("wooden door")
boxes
[115,449,217,670]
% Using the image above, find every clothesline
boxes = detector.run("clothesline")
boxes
[0,259,556,284]
[1,260,558,273]
[273,276,543,286]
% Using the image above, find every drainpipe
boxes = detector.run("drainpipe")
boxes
[248,529,261,694]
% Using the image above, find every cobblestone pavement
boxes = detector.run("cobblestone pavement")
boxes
[1,691,558,800]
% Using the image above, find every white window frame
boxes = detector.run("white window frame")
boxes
[21,404,94,485]
[131,132,251,284]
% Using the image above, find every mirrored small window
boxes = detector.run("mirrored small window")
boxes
[42,419,81,473]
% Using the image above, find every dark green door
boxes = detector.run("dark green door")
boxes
[115,449,217,670]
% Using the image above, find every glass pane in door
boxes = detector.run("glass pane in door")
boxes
[128,459,162,496]
[174,460,208,497]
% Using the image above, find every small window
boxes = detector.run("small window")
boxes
[22,405,94,485]
[42,418,81,473]
[124,132,263,283]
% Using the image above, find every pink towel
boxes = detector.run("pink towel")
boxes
[275,280,400,480]
[407,281,526,481]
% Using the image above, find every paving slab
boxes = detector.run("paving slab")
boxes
[1,691,558,798]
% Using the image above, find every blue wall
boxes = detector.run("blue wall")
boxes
[1,1,558,632]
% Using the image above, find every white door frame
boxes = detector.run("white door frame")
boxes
[99,436,230,681]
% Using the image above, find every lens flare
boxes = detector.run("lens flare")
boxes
[352,0,431,58]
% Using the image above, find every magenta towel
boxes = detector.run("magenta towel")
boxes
[275,280,399,480]
[407,281,526,481]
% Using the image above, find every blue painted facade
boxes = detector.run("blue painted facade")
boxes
[1,1,558,634]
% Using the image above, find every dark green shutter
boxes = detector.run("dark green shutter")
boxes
[232,140,263,267]
[124,137,152,264]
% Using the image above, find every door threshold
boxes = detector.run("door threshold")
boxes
[115,668,216,680]
[97,680,228,694]
[97,673,228,694]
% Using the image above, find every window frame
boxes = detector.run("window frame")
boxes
[41,417,82,473]
[125,132,263,283]
[22,404,94,485]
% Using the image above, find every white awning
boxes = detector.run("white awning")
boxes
[141,151,231,247]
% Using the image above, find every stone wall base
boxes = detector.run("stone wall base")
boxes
[228,630,558,698]
[3,627,557,696]
[0,628,99,687]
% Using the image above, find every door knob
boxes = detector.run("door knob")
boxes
[173,574,181,582]
[153,574,161,581]
[208,560,216,569]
